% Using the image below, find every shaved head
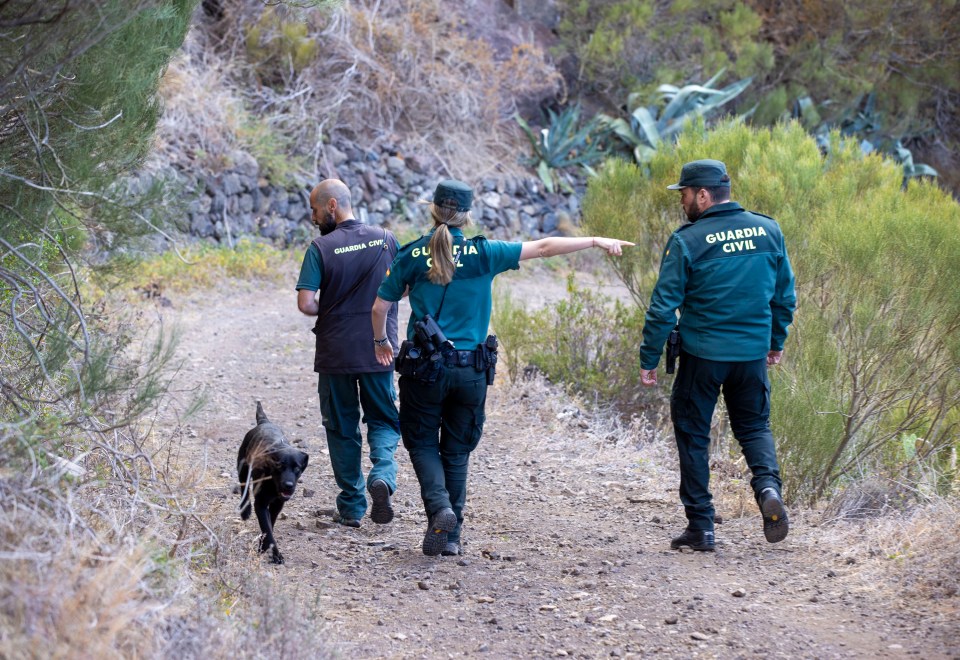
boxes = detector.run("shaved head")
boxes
[311,178,352,211]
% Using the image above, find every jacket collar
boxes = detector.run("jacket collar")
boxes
[696,201,744,221]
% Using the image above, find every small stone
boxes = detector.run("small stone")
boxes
[809,595,819,603]
[664,616,679,625]
[845,557,857,565]
[714,515,724,524]
[540,604,558,612]
[301,488,315,498]
[732,588,747,598]
[827,570,837,577]
[295,521,306,530]
[476,596,495,603]
[392,632,407,640]
[458,559,471,567]
[691,632,709,641]
[554,650,568,657]
[598,614,618,623]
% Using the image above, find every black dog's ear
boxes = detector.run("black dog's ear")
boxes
[297,450,309,472]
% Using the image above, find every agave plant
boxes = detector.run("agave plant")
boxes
[598,70,752,165]
[515,105,607,194]
[796,93,938,182]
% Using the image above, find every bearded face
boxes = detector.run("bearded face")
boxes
[317,211,337,235]
[681,187,703,221]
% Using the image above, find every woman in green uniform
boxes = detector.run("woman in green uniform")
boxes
[372,180,632,556]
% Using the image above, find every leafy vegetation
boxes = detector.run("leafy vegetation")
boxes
[581,120,960,503]
[492,275,646,410]
[555,0,960,192]
[515,106,606,193]
[597,70,752,169]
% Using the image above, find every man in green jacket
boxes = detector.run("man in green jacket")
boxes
[639,159,796,551]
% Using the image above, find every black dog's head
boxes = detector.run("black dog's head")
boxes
[241,402,309,500]
[271,446,309,500]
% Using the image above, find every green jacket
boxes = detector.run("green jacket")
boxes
[639,201,796,369]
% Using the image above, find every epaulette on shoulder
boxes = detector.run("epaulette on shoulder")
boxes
[676,221,696,233]
[467,234,488,243]
[750,210,776,221]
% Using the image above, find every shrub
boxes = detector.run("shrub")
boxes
[492,275,646,410]
[582,120,960,503]
[490,284,540,385]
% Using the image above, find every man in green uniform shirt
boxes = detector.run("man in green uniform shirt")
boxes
[639,159,797,551]
[296,179,401,528]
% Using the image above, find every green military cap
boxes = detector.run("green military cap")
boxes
[666,159,731,189]
[432,179,473,212]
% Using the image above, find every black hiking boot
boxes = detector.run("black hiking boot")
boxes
[369,479,394,525]
[422,507,456,556]
[670,528,716,551]
[758,487,789,543]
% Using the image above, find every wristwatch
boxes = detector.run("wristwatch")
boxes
[374,337,389,347]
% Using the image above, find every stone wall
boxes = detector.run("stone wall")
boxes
[157,138,585,246]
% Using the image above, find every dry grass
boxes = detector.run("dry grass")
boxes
[817,482,960,602]
[187,0,563,180]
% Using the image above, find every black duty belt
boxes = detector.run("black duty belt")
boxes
[443,349,477,367]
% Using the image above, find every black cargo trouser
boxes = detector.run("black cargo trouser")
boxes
[671,351,783,532]
[398,364,487,544]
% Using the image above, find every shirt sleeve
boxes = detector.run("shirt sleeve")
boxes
[639,234,688,370]
[485,240,522,274]
[377,252,407,302]
[770,234,797,351]
[295,243,323,291]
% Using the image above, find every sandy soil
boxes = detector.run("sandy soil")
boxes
[149,266,957,660]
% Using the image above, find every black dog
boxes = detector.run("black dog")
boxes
[238,401,309,564]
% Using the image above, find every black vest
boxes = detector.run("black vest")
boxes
[312,220,398,374]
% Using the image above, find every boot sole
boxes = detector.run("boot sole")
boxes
[369,480,394,524]
[422,509,456,556]
[761,497,789,543]
[670,541,715,552]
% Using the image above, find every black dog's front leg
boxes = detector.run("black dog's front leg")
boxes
[254,496,284,564]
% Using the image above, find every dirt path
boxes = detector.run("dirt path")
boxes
[152,273,956,660]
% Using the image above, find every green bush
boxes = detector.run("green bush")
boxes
[490,285,540,385]
[492,276,646,409]
[582,120,960,502]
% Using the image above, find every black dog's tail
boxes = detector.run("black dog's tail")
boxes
[255,400,268,425]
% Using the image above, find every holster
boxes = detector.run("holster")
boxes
[396,339,443,384]
[476,335,498,385]
[665,326,681,375]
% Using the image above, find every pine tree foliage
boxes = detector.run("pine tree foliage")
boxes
[0,0,196,456]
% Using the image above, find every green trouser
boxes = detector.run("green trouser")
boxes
[398,364,487,544]
[317,371,400,521]
[671,351,783,532]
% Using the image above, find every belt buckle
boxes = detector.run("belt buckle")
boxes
[458,351,469,367]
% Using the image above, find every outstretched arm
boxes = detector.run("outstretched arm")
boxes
[519,236,633,261]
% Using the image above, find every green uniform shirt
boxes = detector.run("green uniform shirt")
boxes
[639,202,796,369]
[377,228,522,348]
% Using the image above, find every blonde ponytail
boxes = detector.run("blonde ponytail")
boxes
[426,204,471,285]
